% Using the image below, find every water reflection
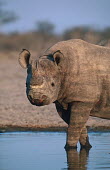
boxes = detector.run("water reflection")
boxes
[0,132,110,170]
[66,148,90,170]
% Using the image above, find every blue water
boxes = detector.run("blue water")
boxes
[0,132,110,170]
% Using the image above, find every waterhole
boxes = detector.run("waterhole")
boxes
[0,132,110,170]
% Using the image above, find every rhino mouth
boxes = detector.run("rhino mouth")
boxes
[27,94,49,106]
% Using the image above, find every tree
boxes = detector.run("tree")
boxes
[36,21,55,35]
[63,26,102,44]
[0,0,18,26]
[63,26,90,40]
[103,27,110,40]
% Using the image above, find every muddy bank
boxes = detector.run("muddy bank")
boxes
[0,52,110,132]
[0,125,110,133]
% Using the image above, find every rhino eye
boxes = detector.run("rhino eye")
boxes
[51,82,55,87]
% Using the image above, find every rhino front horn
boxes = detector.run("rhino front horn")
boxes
[19,49,30,68]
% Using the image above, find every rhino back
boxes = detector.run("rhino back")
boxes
[44,39,110,104]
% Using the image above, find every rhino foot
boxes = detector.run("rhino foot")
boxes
[64,143,77,151]
[80,143,92,151]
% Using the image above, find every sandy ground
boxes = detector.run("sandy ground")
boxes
[0,52,110,131]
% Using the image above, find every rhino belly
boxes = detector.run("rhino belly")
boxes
[90,105,110,120]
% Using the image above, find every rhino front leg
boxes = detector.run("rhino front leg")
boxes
[65,102,93,150]
[79,126,92,149]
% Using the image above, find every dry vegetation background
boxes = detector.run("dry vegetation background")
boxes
[0,24,110,131]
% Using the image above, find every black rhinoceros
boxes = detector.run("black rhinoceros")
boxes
[19,39,110,150]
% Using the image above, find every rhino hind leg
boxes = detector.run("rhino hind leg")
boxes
[79,126,92,150]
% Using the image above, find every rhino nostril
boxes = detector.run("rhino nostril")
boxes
[28,95,45,102]
[34,99,43,103]
[42,95,47,100]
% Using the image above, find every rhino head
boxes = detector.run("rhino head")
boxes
[19,49,64,106]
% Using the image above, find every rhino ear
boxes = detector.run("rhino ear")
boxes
[19,49,30,68]
[53,50,63,65]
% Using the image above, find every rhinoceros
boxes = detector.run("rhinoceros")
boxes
[19,39,110,150]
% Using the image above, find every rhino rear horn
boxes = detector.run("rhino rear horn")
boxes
[53,50,63,65]
[19,49,30,68]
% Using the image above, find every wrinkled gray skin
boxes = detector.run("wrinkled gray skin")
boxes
[19,39,110,150]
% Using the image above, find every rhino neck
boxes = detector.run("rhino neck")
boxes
[44,45,71,102]
[57,58,71,101]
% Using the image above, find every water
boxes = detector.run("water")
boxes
[0,132,110,170]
